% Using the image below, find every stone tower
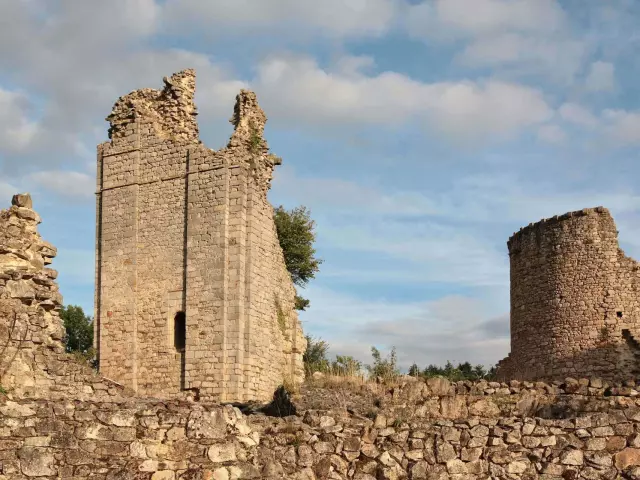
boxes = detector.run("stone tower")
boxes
[95,70,306,402]
[497,207,640,382]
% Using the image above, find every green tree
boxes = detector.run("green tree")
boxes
[366,346,400,381]
[331,355,363,377]
[303,335,330,374]
[273,205,322,310]
[408,363,420,376]
[60,305,94,355]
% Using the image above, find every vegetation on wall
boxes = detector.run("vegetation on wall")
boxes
[248,120,262,154]
[273,205,322,311]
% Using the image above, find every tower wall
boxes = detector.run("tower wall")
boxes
[95,70,305,402]
[498,207,640,381]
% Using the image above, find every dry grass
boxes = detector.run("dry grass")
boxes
[282,374,301,395]
[295,370,416,414]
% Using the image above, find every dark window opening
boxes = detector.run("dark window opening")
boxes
[617,311,623,318]
[174,311,186,351]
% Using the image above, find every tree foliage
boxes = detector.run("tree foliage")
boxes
[303,335,330,374]
[274,205,322,310]
[60,305,94,356]
[302,335,497,382]
[423,361,496,381]
[331,355,362,377]
[366,346,400,381]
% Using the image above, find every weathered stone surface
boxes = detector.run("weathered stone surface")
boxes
[11,194,32,209]
[17,447,55,476]
[0,194,130,402]
[187,410,227,440]
[95,69,306,403]
[497,206,640,382]
[208,443,236,463]
[615,448,640,469]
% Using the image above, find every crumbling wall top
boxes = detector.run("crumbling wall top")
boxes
[507,206,612,252]
[106,69,198,142]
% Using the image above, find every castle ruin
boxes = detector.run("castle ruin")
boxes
[94,69,305,402]
[497,207,640,382]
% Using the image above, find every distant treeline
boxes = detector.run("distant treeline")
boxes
[304,336,496,382]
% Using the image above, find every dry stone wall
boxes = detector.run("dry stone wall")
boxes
[5,377,640,478]
[0,193,130,402]
[95,70,305,403]
[498,207,640,382]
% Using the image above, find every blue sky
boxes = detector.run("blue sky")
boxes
[1,0,640,371]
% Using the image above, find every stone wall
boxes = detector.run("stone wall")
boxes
[498,207,640,382]
[5,377,640,478]
[95,70,305,403]
[0,194,130,402]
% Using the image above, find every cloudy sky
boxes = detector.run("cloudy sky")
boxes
[1,0,639,372]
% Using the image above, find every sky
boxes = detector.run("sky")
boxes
[1,0,640,372]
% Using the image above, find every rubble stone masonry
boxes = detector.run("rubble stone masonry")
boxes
[0,193,130,402]
[497,207,640,382]
[6,377,640,478]
[95,70,305,402]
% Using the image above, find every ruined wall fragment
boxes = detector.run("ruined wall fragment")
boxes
[498,207,640,381]
[5,378,640,478]
[0,193,129,400]
[96,70,306,402]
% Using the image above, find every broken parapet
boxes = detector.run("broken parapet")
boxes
[0,193,130,400]
[106,69,199,142]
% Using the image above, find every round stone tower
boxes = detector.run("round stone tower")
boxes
[498,207,640,381]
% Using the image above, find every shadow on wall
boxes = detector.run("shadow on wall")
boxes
[0,312,27,383]
[498,330,640,383]
[229,385,298,418]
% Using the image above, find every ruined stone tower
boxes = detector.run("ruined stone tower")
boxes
[497,207,640,382]
[95,70,306,402]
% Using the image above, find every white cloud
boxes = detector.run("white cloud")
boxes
[0,181,20,206]
[26,171,95,199]
[272,166,439,217]
[0,88,39,154]
[456,34,586,84]
[405,0,566,39]
[585,61,615,92]
[163,0,398,38]
[405,0,586,84]
[0,0,246,168]
[537,124,566,144]
[273,166,640,293]
[320,220,509,287]
[602,109,640,146]
[253,54,553,140]
[300,286,509,369]
[559,103,599,128]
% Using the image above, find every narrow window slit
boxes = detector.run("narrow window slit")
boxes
[174,311,186,351]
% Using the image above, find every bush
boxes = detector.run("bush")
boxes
[331,355,363,377]
[422,361,496,381]
[303,335,330,374]
[366,346,400,381]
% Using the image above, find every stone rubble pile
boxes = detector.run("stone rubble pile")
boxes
[0,193,130,401]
